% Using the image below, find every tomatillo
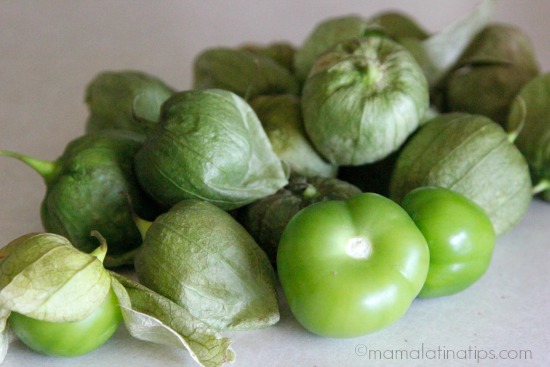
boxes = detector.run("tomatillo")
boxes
[8,287,122,357]
[401,187,496,298]
[277,192,429,338]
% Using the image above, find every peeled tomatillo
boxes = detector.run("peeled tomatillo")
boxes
[401,187,496,298]
[277,193,429,338]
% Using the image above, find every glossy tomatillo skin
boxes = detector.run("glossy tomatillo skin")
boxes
[9,287,122,357]
[401,187,496,298]
[277,193,429,338]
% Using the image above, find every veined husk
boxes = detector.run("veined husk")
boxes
[390,113,532,236]
[134,89,288,211]
[302,36,429,166]
[250,94,337,178]
[134,200,279,331]
[0,233,110,322]
[85,70,175,134]
[441,23,540,125]
[193,47,299,99]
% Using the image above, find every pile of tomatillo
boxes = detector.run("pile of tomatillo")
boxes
[1,1,550,366]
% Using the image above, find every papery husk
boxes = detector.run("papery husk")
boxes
[301,36,429,166]
[390,113,532,236]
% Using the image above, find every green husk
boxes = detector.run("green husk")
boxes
[401,0,495,87]
[193,48,299,99]
[507,73,550,201]
[301,36,429,166]
[250,94,337,178]
[134,89,288,211]
[239,42,296,73]
[134,200,279,331]
[293,15,371,83]
[85,70,175,134]
[0,233,110,322]
[110,273,235,367]
[369,11,429,41]
[441,23,540,124]
[0,130,160,266]
[390,113,532,235]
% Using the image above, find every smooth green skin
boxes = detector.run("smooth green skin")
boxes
[277,193,429,338]
[401,187,496,298]
[8,287,122,357]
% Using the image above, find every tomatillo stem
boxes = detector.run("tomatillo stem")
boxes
[123,191,153,239]
[0,150,59,184]
[90,230,108,263]
[507,95,526,143]
[532,180,550,195]
[346,236,372,259]
[302,184,318,199]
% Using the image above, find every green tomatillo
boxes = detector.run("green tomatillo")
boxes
[85,70,175,135]
[301,36,429,166]
[0,232,122,357]
[0,129,161,267]
[8,287,122,357]
[277,193,429,338]
[401,187,496,298]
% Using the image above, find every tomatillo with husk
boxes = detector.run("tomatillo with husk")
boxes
[390,113,532,236]
[250,94,337,178]
[507,72,550,201]
[1,232,122,357]
[0,130,160,267]
[85,70,175,135]
[133,199,279,331]
[134,89,288,211]
[301,36,429,166]
[440,23,539,125]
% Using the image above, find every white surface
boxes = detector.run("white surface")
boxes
[1,1,550,366]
